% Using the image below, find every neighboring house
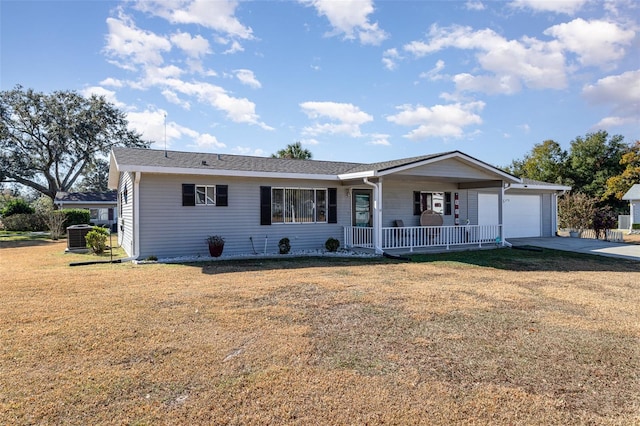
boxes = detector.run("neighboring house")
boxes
[108,147,570,259]
[54,191,118,229]
[622,184,640,232]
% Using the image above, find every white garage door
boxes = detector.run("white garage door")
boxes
[503,195,541,238]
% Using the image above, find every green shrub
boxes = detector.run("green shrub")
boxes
[1,199,34,217]
[278,237,291,254]
[0,213,46,231]
[325,237,340,252]
[62,209,90,227]
[85,227,109,254]
[633,224,640,230]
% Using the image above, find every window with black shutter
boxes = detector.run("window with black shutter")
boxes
[182,184,196,206]
[260,186,271,225]
[328,188,337,223]
[216,185,228,206]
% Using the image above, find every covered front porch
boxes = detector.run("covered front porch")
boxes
[344,224,504,252]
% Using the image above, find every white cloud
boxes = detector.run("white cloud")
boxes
[544,18,635,68]
[510,0,588,15]
[583,69,640,128]
[81,86,127,109]
[465,1,486,11]
[99,77,124,88]
[367,133,391,146]
[403,24,567,94]
[161,89,191,109]
[300,0,388,45]
[233,146,265,156]
[192,133,226,149]
[134,0,253,40]
[300,101,373,137]
[126,108,227,150]
[170,31,211,58]
[419,60,446,81]
[301,138,320,146]
[105,12,171,69]
[382,48,400,71]
[387,102,485,140]
[235,69,262,89]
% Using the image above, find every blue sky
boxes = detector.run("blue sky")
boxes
[1,0,638,168]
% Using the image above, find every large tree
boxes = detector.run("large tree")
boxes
[0,86,149,201]
[566,130,627,199]
[271,141,313,159]
[75,158,110,192]
[506,139,567,184]
[603,140,640,200]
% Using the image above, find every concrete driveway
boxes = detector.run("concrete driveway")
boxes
[507,237,640,262]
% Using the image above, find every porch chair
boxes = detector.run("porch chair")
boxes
[420,210,443,245]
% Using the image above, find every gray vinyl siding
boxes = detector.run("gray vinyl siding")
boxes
[118,172,134,257]
[401,158,502,180]
[136,174,347,258]
[380,180,462,227]
[542,193,552,236]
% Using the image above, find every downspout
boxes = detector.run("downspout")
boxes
[500,183,506,246]
[363,177,383,254]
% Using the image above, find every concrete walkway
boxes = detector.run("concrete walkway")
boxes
[507,237,640,262]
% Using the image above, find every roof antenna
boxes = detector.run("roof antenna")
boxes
[164,113,167,158]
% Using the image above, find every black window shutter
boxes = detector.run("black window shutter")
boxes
[444,192,452,215]
[108,208,114,221]
[328,188,337,224]
[182,184,195,206]
[413,191,421,215]
[260,186,271,225]
[216,185,228,206]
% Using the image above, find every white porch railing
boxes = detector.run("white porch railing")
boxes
[344,225,503,251]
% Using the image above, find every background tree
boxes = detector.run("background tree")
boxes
[603,140,640,200]
[75,158,110,192]
[0,86,149,202]
[271,141,312,159]
[506,139,567,184]
[566,130,627,200]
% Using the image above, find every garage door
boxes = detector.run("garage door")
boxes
[503,195,541,238]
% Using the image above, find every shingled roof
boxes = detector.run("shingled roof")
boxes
[110,147,520,183]
[55,191,117,203]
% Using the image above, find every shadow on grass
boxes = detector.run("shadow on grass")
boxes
[182,246,640,274]
[0,238,61,249]
[193,256,398,275]
[409,247,640,272]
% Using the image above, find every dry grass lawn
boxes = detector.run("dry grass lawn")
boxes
[1,239,639,425]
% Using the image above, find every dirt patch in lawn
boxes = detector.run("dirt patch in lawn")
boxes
[1,240,639,425]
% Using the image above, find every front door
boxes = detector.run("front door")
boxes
[352,189,373,227]
[351,189,373,247]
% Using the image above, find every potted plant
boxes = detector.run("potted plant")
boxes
[278,237,290,254]
[207,235,225,257]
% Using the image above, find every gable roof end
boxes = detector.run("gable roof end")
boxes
[622,184,640,200]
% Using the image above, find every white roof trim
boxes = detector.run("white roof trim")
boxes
[507,183,571,191]
[115,164,340,181]
[337,170,377,180]
[339,152,521,183]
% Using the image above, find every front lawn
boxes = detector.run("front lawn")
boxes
[1,240,638,425]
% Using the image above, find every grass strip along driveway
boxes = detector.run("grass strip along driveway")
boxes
[1,239,639,425]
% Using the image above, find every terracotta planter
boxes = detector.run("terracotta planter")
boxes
[208,243,224,257]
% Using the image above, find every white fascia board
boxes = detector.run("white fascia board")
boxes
[376,152,522,183]
[116,165,340,181]
[57,201,116,205]
[107,152,120,189]
[337,170,376,180]
[507,183,572,192]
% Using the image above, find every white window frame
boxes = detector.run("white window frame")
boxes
[196,185,216,205]
[271,187,328,224]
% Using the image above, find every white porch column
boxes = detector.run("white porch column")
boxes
[364,177,384,254]
[499,183,505,244]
